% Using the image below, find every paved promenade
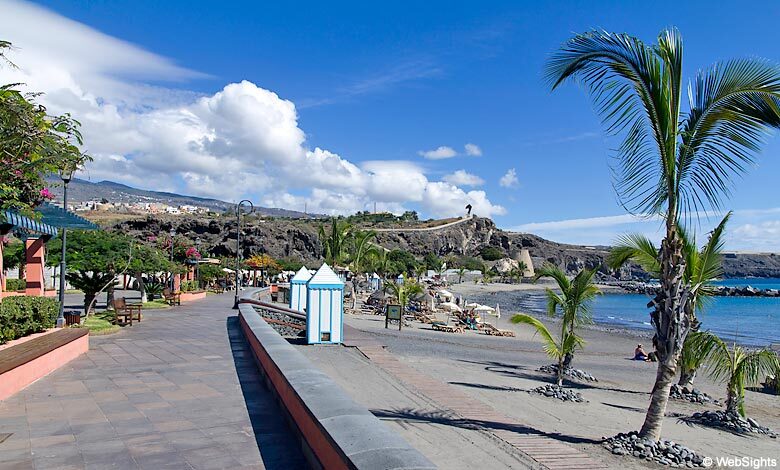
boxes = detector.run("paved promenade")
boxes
[0,293,306,470]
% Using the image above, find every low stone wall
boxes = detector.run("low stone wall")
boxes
[238,291,435,470]
[180,291,207,302]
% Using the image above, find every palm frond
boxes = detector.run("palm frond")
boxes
[607,233,660,274]
[546,29,680,214]
[679,59,780,214]
[511,314,561,359]
[685,331,733,383]
[733,349,779,390]
[534,264,570,291]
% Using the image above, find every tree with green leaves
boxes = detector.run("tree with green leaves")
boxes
[385,278,423,318]
[534,265,601,368]
[456,267,467,284]
[318,218,352,266]
[684,331,779,416]
[516,260,529,283]
[547,28,780,440]
[349,229,378,275]
[608,212,731,389]
[65,230,131,313]
[1,41,90,216]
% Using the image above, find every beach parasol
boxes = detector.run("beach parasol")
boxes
[439,302,462,313]
[473,305,495,313]
[437,289,453,298]
[495,303,501,319]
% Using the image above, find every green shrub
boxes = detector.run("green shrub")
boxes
[0,296,59,344]
[5,278,26,291]
[180,280,199,292]
[479,246,503,261]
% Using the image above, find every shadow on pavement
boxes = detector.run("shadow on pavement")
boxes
[226,316,307,469]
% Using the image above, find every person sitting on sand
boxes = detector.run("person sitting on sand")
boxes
[634,344,650,361]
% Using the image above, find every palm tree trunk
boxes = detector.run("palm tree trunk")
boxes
[557,356,564,387]
[725,382,739,415]
[639,228,693,440]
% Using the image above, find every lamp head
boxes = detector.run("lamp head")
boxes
[59,166,75,183]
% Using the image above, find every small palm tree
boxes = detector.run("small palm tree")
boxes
[456,267,467,283]
[608,213,731,388]
[385,279,424,316]
[534,265,601,368]
[511,314,584,386]
[516,260,528,284]
[684,331,779,416]
[414,264,427,281]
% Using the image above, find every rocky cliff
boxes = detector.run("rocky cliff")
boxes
[109,215,780,278]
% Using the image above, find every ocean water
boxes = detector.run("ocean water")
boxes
[713,277,780,290]
[493,284,780,347]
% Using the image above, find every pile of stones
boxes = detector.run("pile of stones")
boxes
[539,364,598,382]
[530,384,586,402]
[254,307,305,337]
[669,384,721,405]
[684,410,777,438]
[603,432,709,467]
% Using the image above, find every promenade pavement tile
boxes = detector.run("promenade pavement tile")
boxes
[0,293,306,469]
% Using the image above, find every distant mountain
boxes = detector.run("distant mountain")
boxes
[45,177,319,219]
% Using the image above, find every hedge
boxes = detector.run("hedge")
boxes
[5,278,26,291]
[0,296,59,344]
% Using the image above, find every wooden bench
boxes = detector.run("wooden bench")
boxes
[113,298,142,325]
[0,329,89,400]
[163,288,181,306]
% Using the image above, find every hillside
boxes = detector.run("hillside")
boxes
[46,177,318,218]
[107,214,780,279]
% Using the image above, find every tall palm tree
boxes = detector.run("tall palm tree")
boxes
[385,278,424,317]
[535,265,601,368]
[318,218,352,266]
[547,29,780,440]
[684,331,779,416]
[608,212,731,388]
[511,314,584,387]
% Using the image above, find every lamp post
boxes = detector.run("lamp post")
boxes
[56,166,74,328]
[233,200,253,309]
[195,237,201,289]
[169,228,176,291]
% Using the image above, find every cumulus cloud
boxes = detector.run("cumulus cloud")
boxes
[0,1,505,219]
[464,143,482,156]
[499,168,519,188]
[443,170,484,187]
[418,146,457,160]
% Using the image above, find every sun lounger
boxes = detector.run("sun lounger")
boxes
[431,321,463,333]
[482,322,515,337]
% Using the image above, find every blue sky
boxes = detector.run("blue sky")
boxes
[3,0,780,251]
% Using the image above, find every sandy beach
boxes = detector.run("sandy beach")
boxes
[300,281,780,469]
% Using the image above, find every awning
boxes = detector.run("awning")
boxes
[1,209,58,237]
[37,202,98,231]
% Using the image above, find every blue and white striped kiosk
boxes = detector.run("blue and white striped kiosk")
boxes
[306,263,345,344]
[289,266,312,312]
[370,272,381,291]
[396,273,404,285]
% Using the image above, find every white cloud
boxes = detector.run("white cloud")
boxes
[464,143,482,156]
[499,168,519,188]
[418,146,457,160]
[0,1,508,218]
[443,170,484,187]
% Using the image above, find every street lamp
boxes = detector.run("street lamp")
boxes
[195,237,201,289]
[233,200,254,309]
[169,228,176,291]
[56,165,75,328]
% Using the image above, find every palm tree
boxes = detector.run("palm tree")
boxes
[684,331,779,416]
[368,248,389,278]
[385,278,424,317]
[414,264,427,281]
[516,260,528,284]
[456,267,467,284]
[318,218,352,266]
[349,229,377,275]
[547,29,780,440]
[608,213,731,389]
[511,314,584,387]
[535,265,601,368]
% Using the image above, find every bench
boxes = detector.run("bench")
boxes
[0,329,89,400]
[163,288,181,306]
[113,298,142,325]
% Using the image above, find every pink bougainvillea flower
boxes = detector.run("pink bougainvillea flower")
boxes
[185,247,202,259]
[39,188,54,199]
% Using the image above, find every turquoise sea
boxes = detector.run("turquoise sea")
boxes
[510,279,780,347]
